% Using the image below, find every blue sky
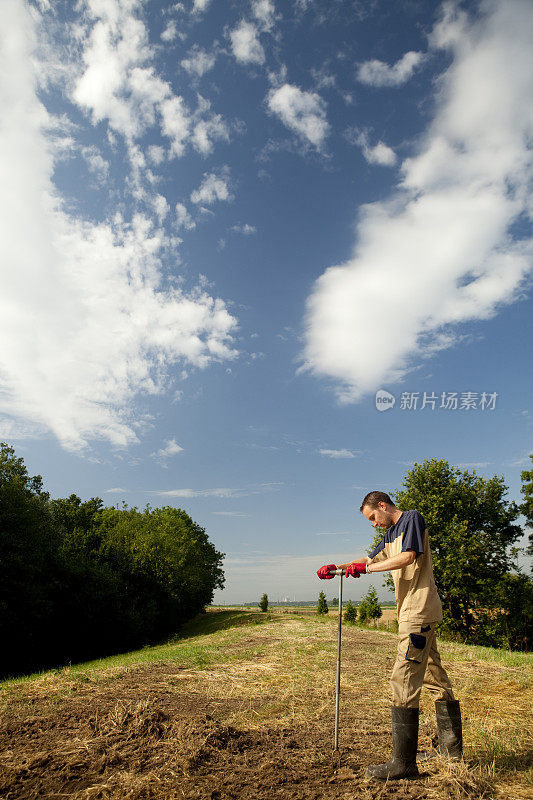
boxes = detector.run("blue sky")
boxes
[2,0,532,602]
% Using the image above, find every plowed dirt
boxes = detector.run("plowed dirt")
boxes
[0,663,435,800]
[1,614,527,800]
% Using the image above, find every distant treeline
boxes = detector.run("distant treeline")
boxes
[0,443,224,679]
[218,601,397,607]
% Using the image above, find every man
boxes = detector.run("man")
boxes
[317,490,462,780]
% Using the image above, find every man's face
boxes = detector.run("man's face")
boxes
[362,502,395,530]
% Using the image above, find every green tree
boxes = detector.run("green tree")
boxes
[0,442,60,675]
[358,585,382,624]
[472,572,533,650]
[343,599,357,623]
[395,458,523,643]
[0,443,227,677]
[51,493,131,661]
[94,504,225,640]
[317,590,329,614]
[520,455,533,557]
[259,593,269,612]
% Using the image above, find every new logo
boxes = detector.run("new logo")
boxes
[375,389,396,411]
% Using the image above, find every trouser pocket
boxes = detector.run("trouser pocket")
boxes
[404,627,431,663]
[392,623,438,706]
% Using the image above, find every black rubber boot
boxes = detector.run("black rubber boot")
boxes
[366,706,420,780]
[435,700,463,760]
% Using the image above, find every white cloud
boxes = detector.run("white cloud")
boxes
[152,193,169,222]
[192,0,211,14]
[0,1,238,451]
[302,0,533,403]
[190,168,233,205]
[347,129,397,166]
[73,11,164,138]
[161,20,178,42]
[190,101,230,156]
[147,144,165,165]
[181,45,217,78]
[231,223,256,235]
[198,206,215,217]
[105,487,128,493]
[356,50,425,87]
[311,66,336,91]
[267,83,329,148]
[0,418,45,440]
[153,488,242,498]
[456,462,490,469]
[252,0,276,32]
[159,95,190,156]
[161,19,183,42]
[81,144,110,183]
[318,448,356,459]
[363,140,397,166]
[160,94,230,158]
[211,511,250,517]
[175,202,196,230]
[230,20,265,65]
[152,438,184,459]
[71,1,230,161]
[152,482,282,498]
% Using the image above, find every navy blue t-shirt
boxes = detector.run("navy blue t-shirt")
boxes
[367,509,443,623]
[368,509,426,560]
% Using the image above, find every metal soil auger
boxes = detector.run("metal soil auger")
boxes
[329,567,345,761]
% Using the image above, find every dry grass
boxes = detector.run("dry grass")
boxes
[424,758,496,800]
[1,611,531,800]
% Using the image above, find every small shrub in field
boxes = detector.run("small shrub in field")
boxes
[343,600,357,623]
[359,586,382,624]
[259,593,268,612]
[317,591,329,614]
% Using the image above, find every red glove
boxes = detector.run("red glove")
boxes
[345,562,367,578]
[317,564,337,580]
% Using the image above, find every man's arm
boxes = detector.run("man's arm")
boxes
[338,550,415,573]
[366,550,416,573]
[337,557,371,569]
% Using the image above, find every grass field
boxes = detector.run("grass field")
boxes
[1,610,531,799]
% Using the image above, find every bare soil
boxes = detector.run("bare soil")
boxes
[0,616,529,800]
[0,665,431,800]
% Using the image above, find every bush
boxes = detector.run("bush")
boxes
[259,593,268,612]
[358,586,382,624]
[317,590,329,614]
[343,600,357,623]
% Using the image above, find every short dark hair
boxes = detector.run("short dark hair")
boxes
[360,491,394,512]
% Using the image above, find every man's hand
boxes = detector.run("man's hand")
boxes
[345,562,367,578]
[317,564,337,580]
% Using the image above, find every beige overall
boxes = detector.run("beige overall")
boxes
[369,512,455,708]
